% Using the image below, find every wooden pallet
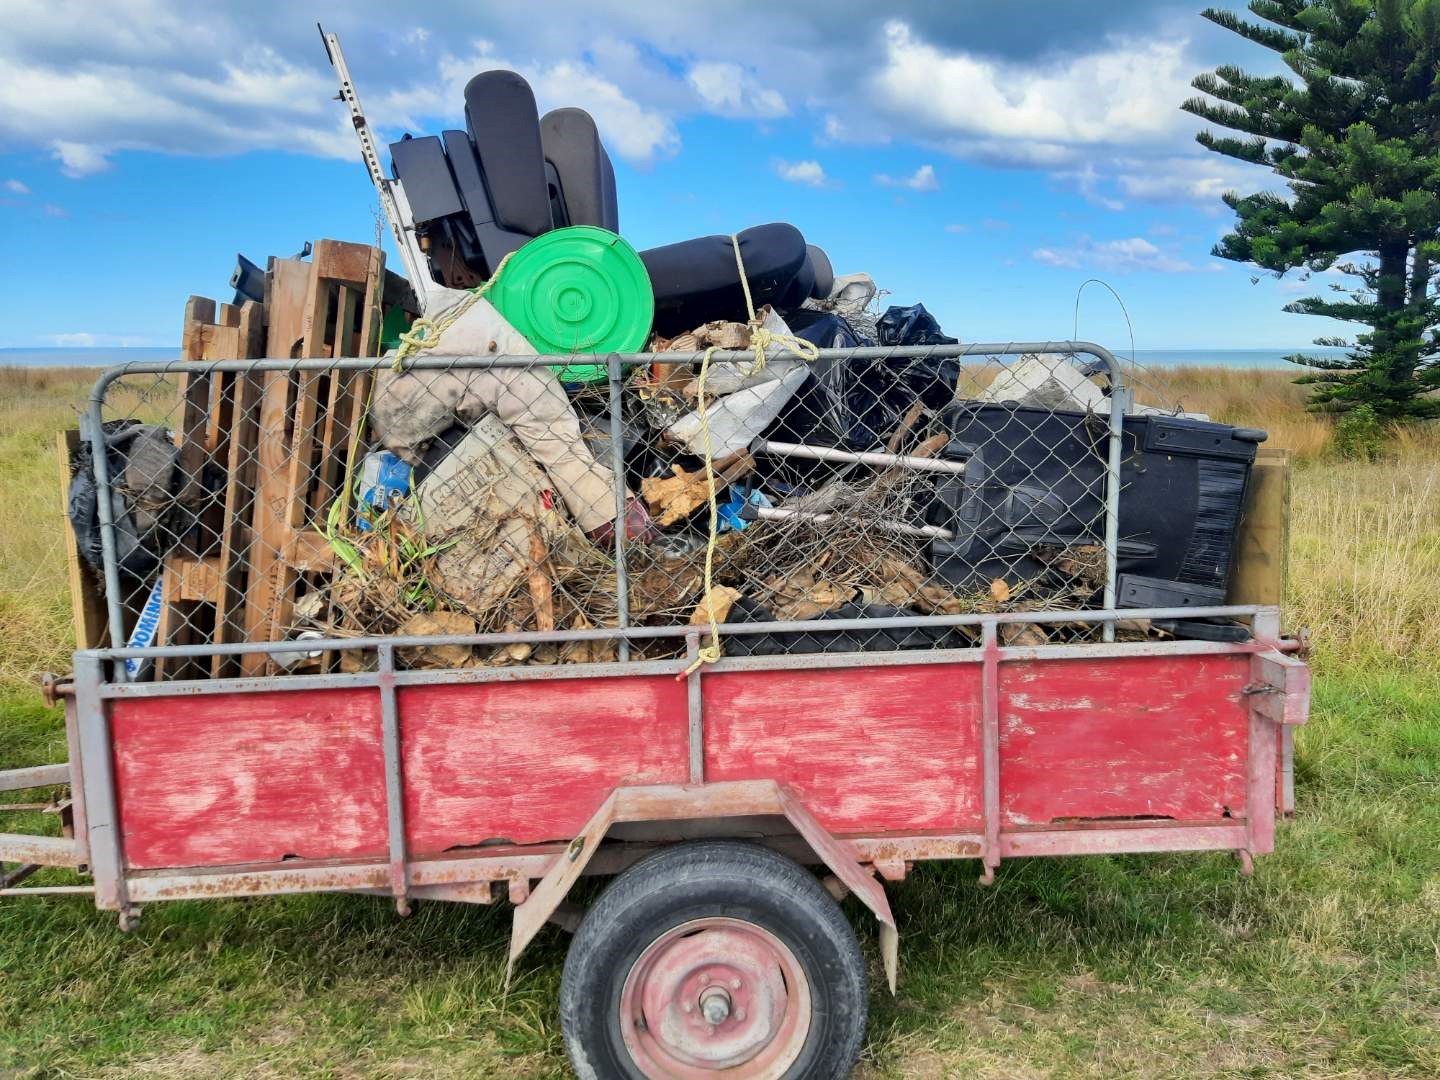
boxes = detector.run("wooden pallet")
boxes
[129,240,392,678]
[238,240,387,676]
[153,297,266,679]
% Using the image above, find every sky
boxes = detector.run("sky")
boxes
[0,0,1354,352]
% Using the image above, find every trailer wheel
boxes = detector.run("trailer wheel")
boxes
[560,840,866,1079]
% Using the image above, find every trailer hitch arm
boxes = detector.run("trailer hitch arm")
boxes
[506,780,901,993]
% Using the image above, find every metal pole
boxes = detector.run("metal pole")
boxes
[754,440,968,475]
[749,505,955,541]
[1102,384,1130,643]
[686,631,704,784]
[376,643,410,915]
[85,376,128,680]
[607,353,631,662]
[978,620,1001,885]
[72,651,128,917]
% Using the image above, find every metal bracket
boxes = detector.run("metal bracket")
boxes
[1249,650,1311,727]
[506,780,901,993]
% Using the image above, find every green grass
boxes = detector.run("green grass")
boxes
[1,366,1437,1077]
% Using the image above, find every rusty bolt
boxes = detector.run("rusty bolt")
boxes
[698,986,732,1026]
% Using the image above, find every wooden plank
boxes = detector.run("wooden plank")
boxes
[240,258,312,675]
[212,301,266,676]
[336,245,387,525]
[107,650,1267,869]
[265,261,335,651]
[998,654,1251,826]
[319,246,387,671]
[310,285,359,519]
[56,430,109,650]
[286,529,339,573]
[199,323,242,453]
[156,296,220,678]
[110,689,388,868]
[172,556,222,602]
[398,677,689,855]
[310,238,377,287]
[704,665,984,835]
[1227,447,1291,610]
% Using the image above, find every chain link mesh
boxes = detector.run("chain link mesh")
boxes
[79,337,1225,678]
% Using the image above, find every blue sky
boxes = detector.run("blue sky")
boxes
[0,1,1351,351]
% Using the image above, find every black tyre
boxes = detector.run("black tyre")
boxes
[560,840,867,1079]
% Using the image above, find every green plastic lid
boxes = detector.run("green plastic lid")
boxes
[488,225,654,384]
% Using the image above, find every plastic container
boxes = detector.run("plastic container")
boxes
[488,225,654,384]
[357,451,413,529]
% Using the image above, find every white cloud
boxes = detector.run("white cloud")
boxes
[1054,162,1125,210]
[44,332,158,347]
[944,223,970,234]
[0,14,680,174]
[1032,236,1212,274]
[1113,155,1263,203]
[535,61,679,163]
[4,179,30,194]
[875,163,938,191]
[52,140,111,177]
[0,2,1252,207]
[774,158,830,187]
[687,61,787,118]
[872,21,1190,150]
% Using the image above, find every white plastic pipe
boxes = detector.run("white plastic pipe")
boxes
[754,440,968,475]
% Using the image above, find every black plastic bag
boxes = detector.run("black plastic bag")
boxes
[68,421,184,579]
[875,303,957,347]
[722,596,968,656]
[843,305,961,448]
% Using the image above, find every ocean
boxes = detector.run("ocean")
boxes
[0,346,1350,371]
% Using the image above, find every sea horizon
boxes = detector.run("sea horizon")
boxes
[0,345,1352,371]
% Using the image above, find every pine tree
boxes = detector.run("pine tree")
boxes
[1182,0,1440,417]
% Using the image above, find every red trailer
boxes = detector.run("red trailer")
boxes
[1,345,1311,1077]
[5,605,1309,1077]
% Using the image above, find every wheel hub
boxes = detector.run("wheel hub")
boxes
[619,917,810,1078]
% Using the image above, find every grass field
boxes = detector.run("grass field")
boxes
[1,365,1436,1078]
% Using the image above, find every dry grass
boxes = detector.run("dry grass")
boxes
[0,362,1437,1077]
[3,363,1432,689]
[1142,364,1332,459]
[1139,365,1440,663]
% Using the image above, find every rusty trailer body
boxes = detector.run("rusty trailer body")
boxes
[1,344,1312,1077]
[9,604,1308,940]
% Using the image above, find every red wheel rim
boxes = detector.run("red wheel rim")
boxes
[618,917,811,1078]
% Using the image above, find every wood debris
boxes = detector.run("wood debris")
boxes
[1000,623,1048,647]
[397,611,477,668]
[689,585,743,626]
[641,452,756,527]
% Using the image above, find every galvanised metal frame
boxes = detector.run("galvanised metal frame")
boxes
[57,603,1307,922]
[84,340,1133,678]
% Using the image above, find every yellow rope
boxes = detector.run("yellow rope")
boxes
[681,235,820,676]
[392,249,517,369]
